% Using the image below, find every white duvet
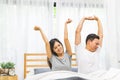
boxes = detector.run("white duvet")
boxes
[25,68,120,80]
[25,70,97,80]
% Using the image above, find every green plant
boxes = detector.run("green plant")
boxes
[6,62,15,69]
[0,62,7,69]
[0,62,15,69]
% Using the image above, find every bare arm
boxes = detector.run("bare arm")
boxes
[75,16,97,45]
[75,17,86,45]
[94,16,103,47]
[64,19,72,56]
[34,26,52,59]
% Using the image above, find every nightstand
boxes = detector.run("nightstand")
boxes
[0,75,17,80]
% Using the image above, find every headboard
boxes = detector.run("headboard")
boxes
[24,53,77,78]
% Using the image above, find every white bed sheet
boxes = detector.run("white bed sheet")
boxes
[25,70,98,80]
[25,68,120,80]
[88,68,120,80]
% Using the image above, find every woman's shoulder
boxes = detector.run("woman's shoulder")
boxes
[64,51,72,58]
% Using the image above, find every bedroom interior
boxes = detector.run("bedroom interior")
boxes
[0,0,120,80]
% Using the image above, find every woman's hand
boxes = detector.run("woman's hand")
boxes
[34,26,40,31]
[66,18,72,24]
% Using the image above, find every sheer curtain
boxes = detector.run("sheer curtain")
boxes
[1,0,120,79]
[105,0,120,69]
[55,0,105,50]
[0,0,52,80]
[116,0,120,68]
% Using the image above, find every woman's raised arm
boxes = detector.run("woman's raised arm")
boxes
[34,26,52,59]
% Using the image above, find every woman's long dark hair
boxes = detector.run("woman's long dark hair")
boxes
[47,57,52,69]
[47,38,63,69]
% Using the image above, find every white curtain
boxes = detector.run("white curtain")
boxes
[1,0,120,80]
[116,0,120,68]
[55,0,105,50]
[0,0,52,80]
[105,0,120,69]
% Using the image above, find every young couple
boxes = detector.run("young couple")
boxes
[34,16,103,74]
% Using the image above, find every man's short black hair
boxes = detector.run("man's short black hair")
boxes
[86,33,99,44]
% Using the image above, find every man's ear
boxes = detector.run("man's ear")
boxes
[87,39,91,45]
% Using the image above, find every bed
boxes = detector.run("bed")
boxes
[24,53,120,80]
[24,53,78,79]
[25,70,95,80]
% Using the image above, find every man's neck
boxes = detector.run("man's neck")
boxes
[86,46,94,52]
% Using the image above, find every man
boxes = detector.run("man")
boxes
[75,16,103,74]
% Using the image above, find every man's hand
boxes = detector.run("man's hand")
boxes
[94,16,99,21]
[85,16,95,20]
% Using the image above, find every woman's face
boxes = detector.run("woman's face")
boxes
[53,41,64,55]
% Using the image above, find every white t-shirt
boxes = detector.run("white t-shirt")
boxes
[75,43,101,74]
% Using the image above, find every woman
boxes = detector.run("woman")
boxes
[34,19,72,71]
